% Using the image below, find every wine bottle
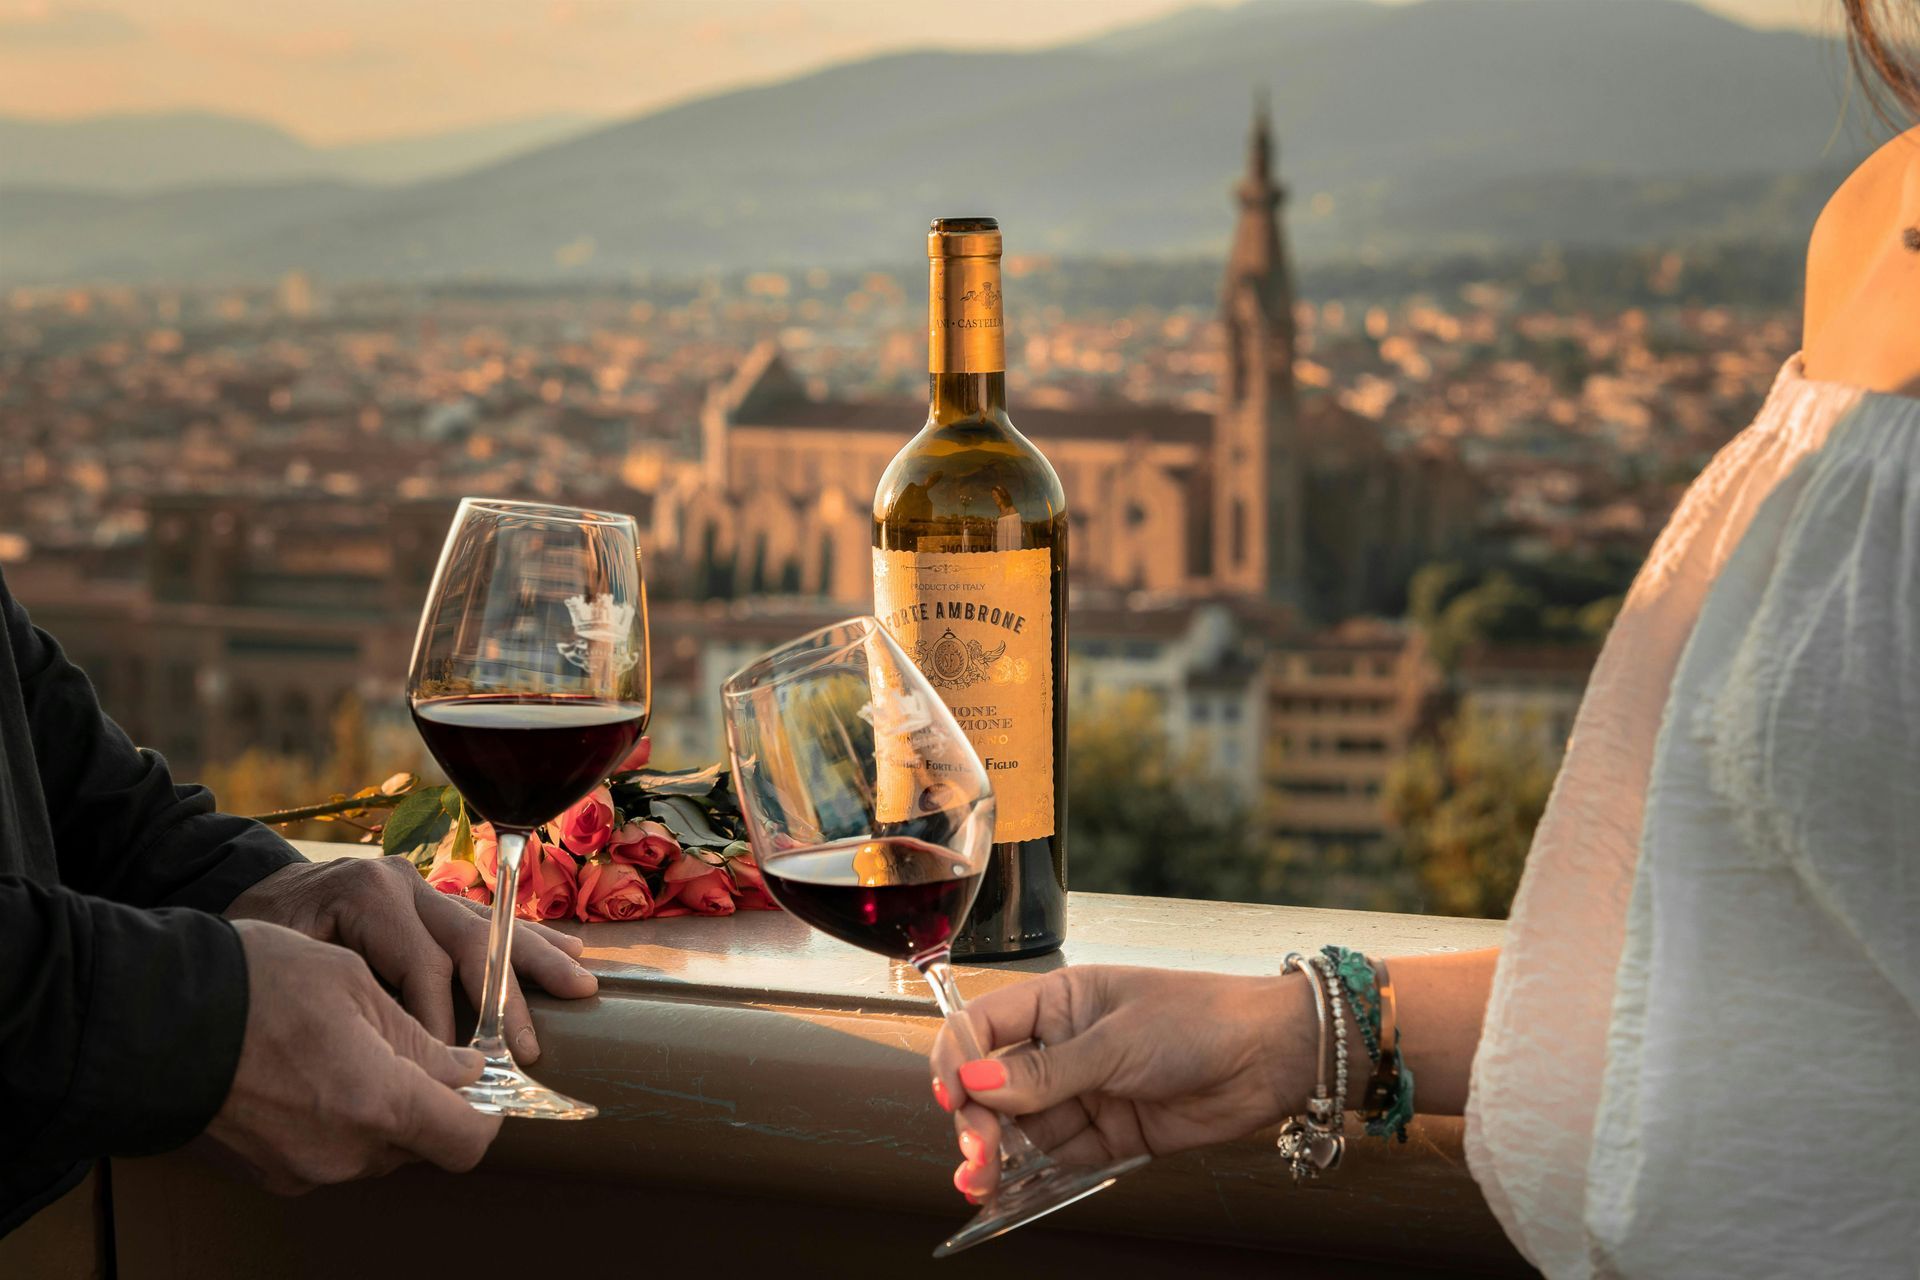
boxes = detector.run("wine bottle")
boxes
[873,216,1068,960]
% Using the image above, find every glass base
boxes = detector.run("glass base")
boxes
[932,1153,1149,1258]
[459,1054,598,1120]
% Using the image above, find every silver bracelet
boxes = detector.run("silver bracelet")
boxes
[1315,953,1350,1131]
[1277,951,1346,1181]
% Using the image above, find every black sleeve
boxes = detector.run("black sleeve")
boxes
[7,589,304,911]
[0,878,252,1165]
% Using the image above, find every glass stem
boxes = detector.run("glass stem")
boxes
[472,829,527,1061]
[919,957,1051,1176]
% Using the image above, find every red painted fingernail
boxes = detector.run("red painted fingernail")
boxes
[958,1129,986,1163]
[958,1059,1006,1092]
[932,1077,952,1111]
[953,1165,973,1196]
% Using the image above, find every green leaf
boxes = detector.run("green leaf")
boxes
[651,794,732,848]
[451,804,474,863]
[384,786,454,857]
[440,788,467,821]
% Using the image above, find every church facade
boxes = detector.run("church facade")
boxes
[649,106,1476,622]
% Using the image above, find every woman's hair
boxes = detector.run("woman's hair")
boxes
[1843,0,1920,120]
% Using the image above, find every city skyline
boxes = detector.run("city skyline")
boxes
[0,0,1839,145]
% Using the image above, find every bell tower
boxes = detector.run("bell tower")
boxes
[1213,94,1304,611]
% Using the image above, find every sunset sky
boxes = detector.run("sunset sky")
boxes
[0,0,1839,144]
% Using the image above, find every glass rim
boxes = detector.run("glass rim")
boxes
[457,496,636,527]
[720,615,883,700]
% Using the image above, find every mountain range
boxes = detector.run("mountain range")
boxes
[0,0,1882,284]
[0,111,594,192]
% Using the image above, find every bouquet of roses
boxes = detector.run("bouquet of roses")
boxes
[373,740,778,922]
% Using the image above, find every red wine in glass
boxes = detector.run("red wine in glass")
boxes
[760,835,984,961]
[412,695,648,830]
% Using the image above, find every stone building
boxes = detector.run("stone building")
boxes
[650,104,1476,622]
[1266,618,1442,851]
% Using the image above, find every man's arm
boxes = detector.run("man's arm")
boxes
[4,583,303,911]
[0,878,253,1180]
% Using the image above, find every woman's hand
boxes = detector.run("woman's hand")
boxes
[929,965,1316,1201]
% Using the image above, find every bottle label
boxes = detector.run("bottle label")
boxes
[928,255,1005,374]
[873,546,1053,843]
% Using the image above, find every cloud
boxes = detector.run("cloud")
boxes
[0,4,143,46]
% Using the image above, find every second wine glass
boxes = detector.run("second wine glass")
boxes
[720,617,1146,1257]
[407,498,651,1119]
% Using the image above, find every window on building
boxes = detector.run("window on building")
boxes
[1278,779,1348,797]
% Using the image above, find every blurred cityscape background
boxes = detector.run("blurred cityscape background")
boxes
[0,0,1877,916]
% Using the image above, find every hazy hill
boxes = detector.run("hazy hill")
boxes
[0,0,1878,283]
[0,111,593,191]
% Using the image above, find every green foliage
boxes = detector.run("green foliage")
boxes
[380,786,452,857]
[1409,557,1627,671]
[1067,690,1275,903]
[203,697,432,843]
[1385,715,1556,918]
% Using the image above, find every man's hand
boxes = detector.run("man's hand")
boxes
[204,919,502,1194]
[226,857,596,1062]
[929,965,1316,1202]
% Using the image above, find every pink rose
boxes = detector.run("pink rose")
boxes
[554,786,616,857]
[608,819,679,871]
[576,859,655,922]
[615,736,652,773]
[515,834,579,921]
[425,851,481,897]
[472,823,500,890]
[658,866,736,918]
[728,855,781,911]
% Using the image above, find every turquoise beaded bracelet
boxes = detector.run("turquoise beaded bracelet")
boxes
[1320,945,1415,1143]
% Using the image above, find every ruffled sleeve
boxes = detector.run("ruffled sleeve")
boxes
[1463,359,1870,1279]
[1582,385,1920,1277]
[1694,394,1920,1013]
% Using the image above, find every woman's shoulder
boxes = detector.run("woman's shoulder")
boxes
[1803,125,1920,389]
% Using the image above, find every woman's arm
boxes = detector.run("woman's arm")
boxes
[1390,947,1499,1115]
[928,947,1501,1200]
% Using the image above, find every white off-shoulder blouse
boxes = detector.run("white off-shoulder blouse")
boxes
[1465,357,1920,1278]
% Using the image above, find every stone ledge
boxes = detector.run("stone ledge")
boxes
[105,840,1525,1278]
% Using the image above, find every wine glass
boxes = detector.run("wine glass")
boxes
[720,617,1146,1257]
[407,498,651,1119]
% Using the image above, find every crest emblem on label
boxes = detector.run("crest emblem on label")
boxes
[958,281,1000,309]
[915,628,1007,690]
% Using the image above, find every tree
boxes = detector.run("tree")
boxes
[201,696,433,843]
[1385,714,1556,918]
[1067,690,1273,903]
[1408,558,1626,672]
